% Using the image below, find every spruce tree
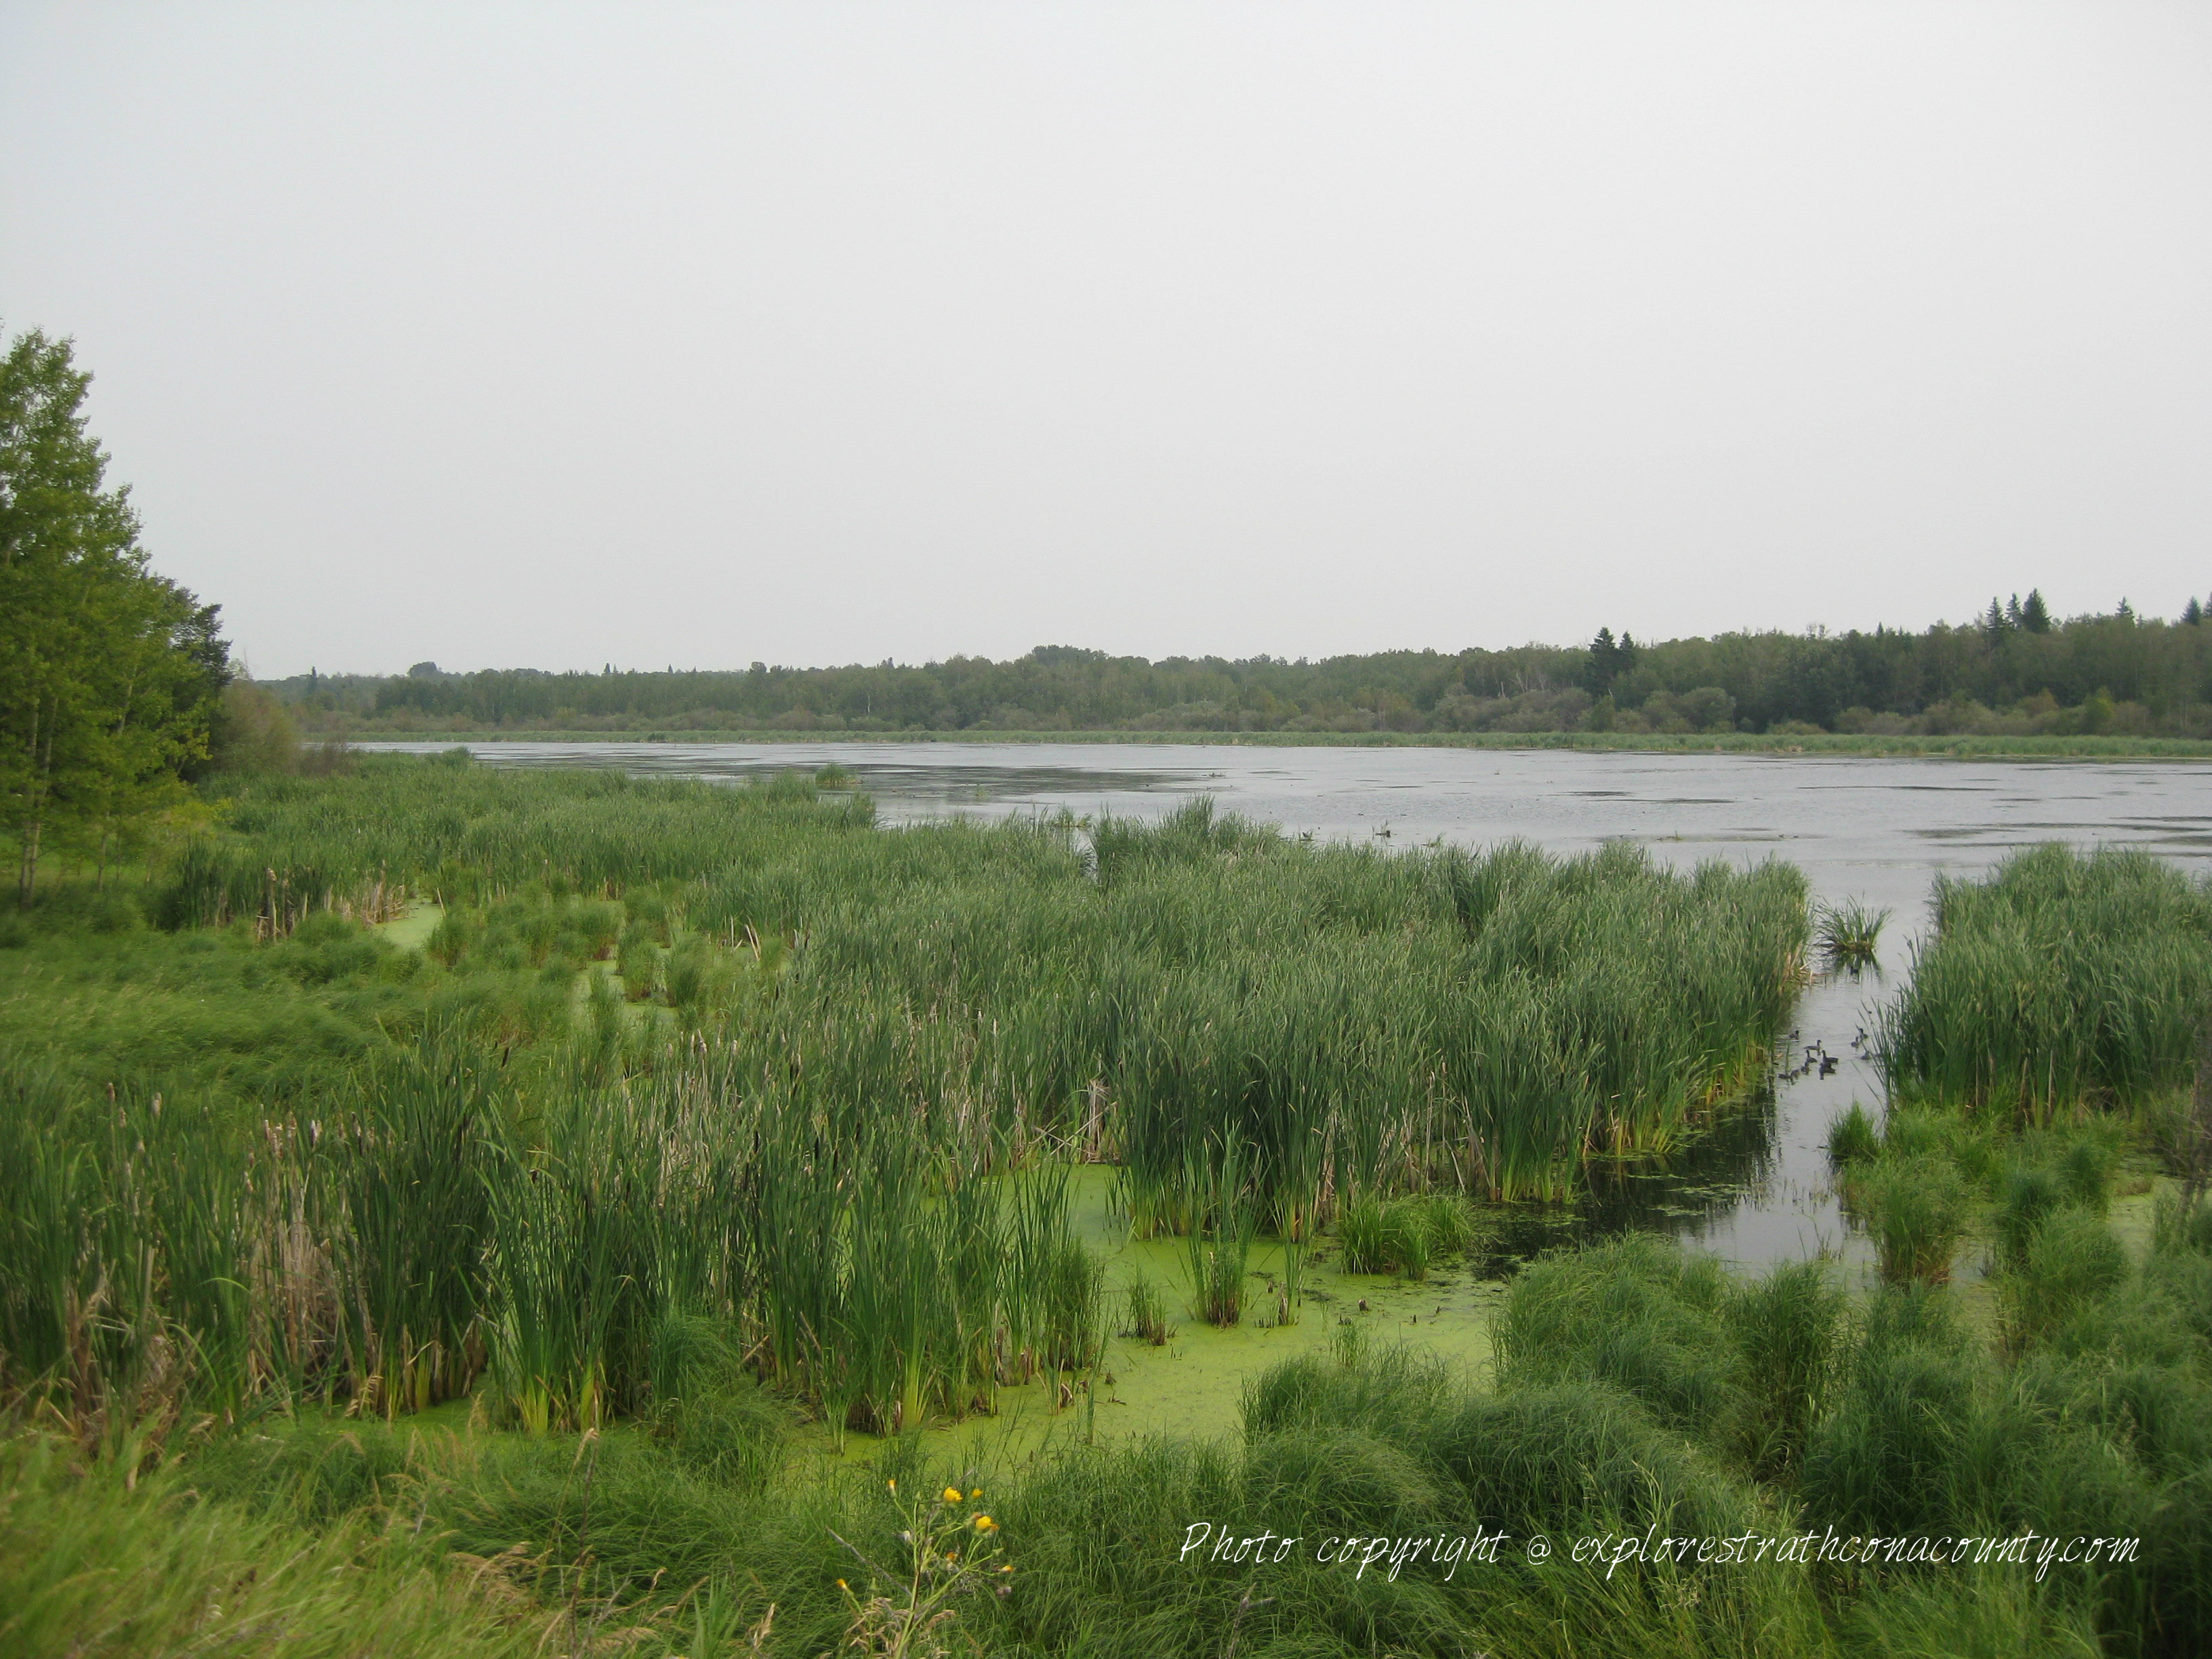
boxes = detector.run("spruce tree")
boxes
[1584,628,1619,695]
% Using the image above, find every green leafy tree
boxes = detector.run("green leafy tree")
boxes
[1,329,230,900]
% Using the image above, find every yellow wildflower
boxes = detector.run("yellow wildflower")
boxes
[973,1514,998,1532]
[969,1488,982,1500]
[943,1486,963,1503]
[837,1578,848,1590]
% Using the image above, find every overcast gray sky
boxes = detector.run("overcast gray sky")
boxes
[3,3,2209,678]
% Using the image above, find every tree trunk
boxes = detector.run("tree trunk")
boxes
[16,813,41,906]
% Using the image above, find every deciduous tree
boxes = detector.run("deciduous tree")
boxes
[0,329,230,900]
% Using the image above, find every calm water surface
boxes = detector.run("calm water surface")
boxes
[369,741,2212,1267]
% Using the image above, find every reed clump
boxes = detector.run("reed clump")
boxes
[1879,844,2212,1115]
[1183,1158,1256,1326]
[1856,1161,1969,1285]
[1814,897,1889,971]
[1336,1191,1477,1279]
[1826,1101,1882,1165]
[1122,1271,1173,1346]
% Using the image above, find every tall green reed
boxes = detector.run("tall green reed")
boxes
[10,758,1819,1443]
[1879,844,2212,1114]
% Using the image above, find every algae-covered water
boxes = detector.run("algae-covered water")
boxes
[826,1167,1507,1474]
[373,901,443,951]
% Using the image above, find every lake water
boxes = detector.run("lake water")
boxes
[368,740,2212,1268]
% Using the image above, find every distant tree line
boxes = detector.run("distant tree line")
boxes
[276,589,2212,740]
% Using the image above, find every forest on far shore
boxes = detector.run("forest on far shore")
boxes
[272,592,2212,740]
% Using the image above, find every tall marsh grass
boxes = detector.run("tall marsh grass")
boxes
[1855,1162,1969,1285]
[3,758,1809,1445]
[1879,844,2212,1114]
[146,765,1810,1215]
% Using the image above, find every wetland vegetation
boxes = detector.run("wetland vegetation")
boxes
[3,758,2210,1655]
[0,758,1807,1438]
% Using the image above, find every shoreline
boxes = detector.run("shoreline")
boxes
[333,727,2212,760]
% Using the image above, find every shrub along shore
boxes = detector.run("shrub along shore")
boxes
[3,760,2209,1656]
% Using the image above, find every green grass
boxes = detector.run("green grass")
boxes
[1854,1161,1970,1285]
[1828,1101,1883,1165]
[0,905,417,1109]
[1,759,1811,1441]
[1815,897,1890,970]
[1122,1270,1174,1345]
[1878,844,2212,1115]
[11,1185,2207,1658]
[0,1436,548,1658]
[1336,1191,1477,1279]
[14,753,2212,1656]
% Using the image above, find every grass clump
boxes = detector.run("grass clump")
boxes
[1122,1271,1174,1346]
[1727,1257,1851,1480]
[655,1381,791,1494]
[2001,1208,2131,1353]
[1335,1189,1391,1275]
[1826,1101,1882,1165]
[1993,1162,2073,1265]
[1185,1230,1250,1328]
[1494,1233,1739,1436]
[1334,1191,1478,1279]
[1493,1234,1847,1477]
[1879,843,2212,1115]
[1814,896,1890,971]
[0,1436,543,1659]
[1179,1145,1258,1327]
[1855,1160,1970,1285]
